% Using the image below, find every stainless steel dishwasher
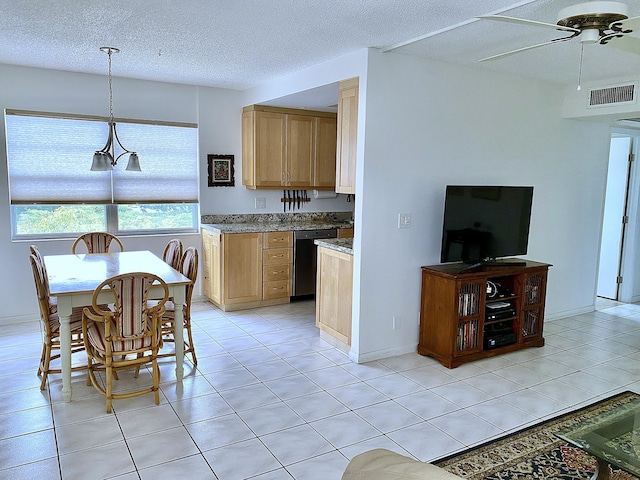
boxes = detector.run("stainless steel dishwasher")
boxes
[293,229,338,297]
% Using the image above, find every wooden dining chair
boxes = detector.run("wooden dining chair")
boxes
[82,272,168,413]
[157,247,199,365]
[162,239,183,271]
[29,253,86,390]
[72,232,124,254]
[30,244,57,316]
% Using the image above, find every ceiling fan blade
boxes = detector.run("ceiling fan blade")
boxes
[610,15,640,33]
[603,32,640,55]
[479,35,575,62]
[477,15,580,33]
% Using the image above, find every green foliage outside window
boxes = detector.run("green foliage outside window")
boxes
[118,204,195,230]
[14,204,196,235]
[14,205,105,234]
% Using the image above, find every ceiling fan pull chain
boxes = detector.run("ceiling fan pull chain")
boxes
[577,43,585,91]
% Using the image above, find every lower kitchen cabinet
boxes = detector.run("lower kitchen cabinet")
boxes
[202,228,292,311]
[316,245,352,347]
[262,231,293,300]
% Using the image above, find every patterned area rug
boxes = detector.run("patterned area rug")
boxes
[434,391,640,480]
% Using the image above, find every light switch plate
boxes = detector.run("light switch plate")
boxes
[398,213,411,229]
[255,197,266,209]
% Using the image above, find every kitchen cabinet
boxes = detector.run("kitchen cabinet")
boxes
[201,228,293,311]
[201,228,221,304]
[242,105,337,189]
[223,232,263,306]
[262,231,293,300]
[337,227,354,239]
[335,78,358,194]
[316,245,353,347]
[314,116,338,188]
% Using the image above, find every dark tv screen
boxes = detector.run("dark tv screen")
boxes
[440,185,533,264]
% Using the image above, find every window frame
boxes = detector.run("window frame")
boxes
[6,109,200,241]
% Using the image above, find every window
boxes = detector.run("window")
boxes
[5,110,199,239]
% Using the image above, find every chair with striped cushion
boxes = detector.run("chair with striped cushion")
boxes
[158,247,199,365]
[29,253,86,390]
[72,232,124,254]
[162,239,183,271]
[82,272,168,413]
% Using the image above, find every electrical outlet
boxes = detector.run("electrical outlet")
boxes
[255,197,266,209]
[392,315,401,330]
[398,213,411,229]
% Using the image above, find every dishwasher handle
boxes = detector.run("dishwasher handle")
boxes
[294,229,338,240]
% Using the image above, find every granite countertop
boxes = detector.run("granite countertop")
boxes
[315,238,353,255]
[202,221,351,234]
[200,212,353,235]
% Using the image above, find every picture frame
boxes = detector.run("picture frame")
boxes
[207,154,235,187]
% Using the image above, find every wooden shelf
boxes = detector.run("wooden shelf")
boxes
[418,260,551,368]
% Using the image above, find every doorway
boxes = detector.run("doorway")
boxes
[597,131,639,302]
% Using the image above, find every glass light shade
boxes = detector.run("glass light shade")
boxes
[125,153,141,171]
[90,152,112,171]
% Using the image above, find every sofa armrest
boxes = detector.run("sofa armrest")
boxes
[341,449,463,480]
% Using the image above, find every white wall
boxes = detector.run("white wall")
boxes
[0,63,351,322]
[350,49,610,361]
[0,52,616,364]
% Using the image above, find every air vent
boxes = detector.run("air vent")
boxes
[588,83,637,108]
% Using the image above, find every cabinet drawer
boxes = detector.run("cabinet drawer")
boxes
[263,264,292,282]
[263,247,292,265]
[263,280,291,300]
[264,231,293,248]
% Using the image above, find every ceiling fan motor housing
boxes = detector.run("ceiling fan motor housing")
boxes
[557,1,628,41]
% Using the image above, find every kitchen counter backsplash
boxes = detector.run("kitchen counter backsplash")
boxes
[201,212,354,234]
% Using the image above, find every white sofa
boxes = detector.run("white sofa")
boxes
[341,449,464,480]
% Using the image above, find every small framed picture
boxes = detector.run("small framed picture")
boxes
[207,154,235,187]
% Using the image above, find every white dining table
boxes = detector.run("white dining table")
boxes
[44,250,191,402]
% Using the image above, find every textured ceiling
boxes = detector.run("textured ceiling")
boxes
[2,0,640,98]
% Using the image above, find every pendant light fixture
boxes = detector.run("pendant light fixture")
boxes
[90,47,141,172]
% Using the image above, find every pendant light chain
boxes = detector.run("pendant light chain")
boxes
[577,43,584,91]
[108,49,114,122]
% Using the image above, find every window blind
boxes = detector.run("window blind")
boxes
[5,111,198,205]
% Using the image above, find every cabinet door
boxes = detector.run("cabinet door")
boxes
[201,230,213,300]
[241,111,255,187]
[286,114,314,186]
[314,116,337,188]
[454,281,484,355]
[521,271,547,341]
[335,78,358,194]
[222,233,262,304]
[316,247,352,345]
[255,111,286,187]
[202,230,222,304]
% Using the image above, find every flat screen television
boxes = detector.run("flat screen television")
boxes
[440,185,534,267]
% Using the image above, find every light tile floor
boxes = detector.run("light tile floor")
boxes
[2,298,640,480]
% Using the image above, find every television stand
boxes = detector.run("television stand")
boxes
[418,259,551,368]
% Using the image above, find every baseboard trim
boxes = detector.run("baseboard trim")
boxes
[348,344,417,364]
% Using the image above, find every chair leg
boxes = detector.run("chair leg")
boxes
[152,356,160,406]
[39,341,52,390]
[185,322,197,366]
[105,361,113,413]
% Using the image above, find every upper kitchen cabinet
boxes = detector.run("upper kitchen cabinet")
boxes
[335,78,359,195]
[242,105,337,189]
